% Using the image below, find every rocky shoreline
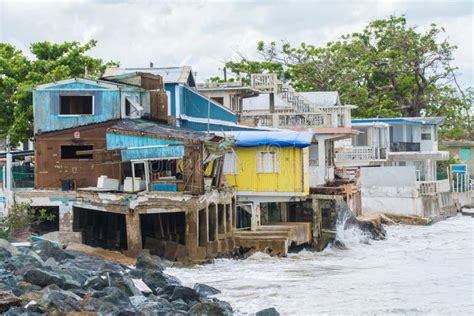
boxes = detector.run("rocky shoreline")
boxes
[0,239,278,315]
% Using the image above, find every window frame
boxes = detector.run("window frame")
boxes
[223,151,238,175]
[58,94,95,117]
[60,145,94,160]
[256,150,279,174]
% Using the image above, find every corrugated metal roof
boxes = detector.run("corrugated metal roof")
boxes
[242,91,341,111]
[108,119,217,141]
[103,66,194,85]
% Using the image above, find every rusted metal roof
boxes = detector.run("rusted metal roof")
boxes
[108,119,218,142]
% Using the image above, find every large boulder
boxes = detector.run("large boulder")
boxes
[256,307,280,316]
[168,286,201,303]
[193,283,221,297]
[23,269,64,288]
[4,307,42,316]
[31,240,74,262]
[36,289,81,314]
[85,286,135,315]
[142,271,180,294]
[136,254,164,272]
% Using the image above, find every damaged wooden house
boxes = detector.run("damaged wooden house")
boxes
[11,73,240,262]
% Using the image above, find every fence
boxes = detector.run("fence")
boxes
[0,165,35,190]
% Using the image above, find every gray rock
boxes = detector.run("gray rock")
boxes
[31,240,74,262]
[84,275,108,290]
[0,239,17,257]
[172,298,190,311]
[143,271,179,294]
[256,307,280,316]
[23,269,64,288]
[44,257,58,268]
[4,307,43,316]
[188,302,231,316]
[37,289,81,314]
[193,283,221,297]
[136,254,164,272]
[169,286,200,303]
[0,290,21,313]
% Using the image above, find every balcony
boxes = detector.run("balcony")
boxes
[240,106,352,129]
[335,146,387,162]
[417,179,451,196]
[390,142,420,152]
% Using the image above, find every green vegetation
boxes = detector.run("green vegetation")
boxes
[223,16,473,140]
[0,40,118,145]
[0,202,55,240]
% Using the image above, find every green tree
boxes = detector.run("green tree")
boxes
[224,16,472,139]
[0,40,118,145]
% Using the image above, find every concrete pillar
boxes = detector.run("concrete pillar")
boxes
[251,203,260,231]
[185,210,198,258]
[280,202,288,222]
[311,198,322,242]
[59,204,73,232]
[225,204,232,234]
[198,208,208,247]
[208,204,218,241]
[125,211,142,253]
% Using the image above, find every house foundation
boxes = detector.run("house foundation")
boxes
[11,188,236,262]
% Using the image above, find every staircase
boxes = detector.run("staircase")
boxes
[234,222,312,256]
[250,74,320,114]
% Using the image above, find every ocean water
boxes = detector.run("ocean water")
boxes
[167,214,474,315]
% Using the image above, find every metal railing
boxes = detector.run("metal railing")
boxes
[336,146,387,161]
[417,179,450,196]
[391,142,421,152]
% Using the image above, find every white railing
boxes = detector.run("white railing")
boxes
[336,146,387,161]
[240,112,331,128]
[197,80,244,89]
[417,179,451,196]
[250,74,277,91]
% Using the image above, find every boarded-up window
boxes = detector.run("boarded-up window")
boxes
[257,151,279,173]
[61,145,93,160]
[421,133,431,140]
[60,96,93,115]
[223,151,237,174]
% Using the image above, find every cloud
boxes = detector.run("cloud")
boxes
[0,0,472,86]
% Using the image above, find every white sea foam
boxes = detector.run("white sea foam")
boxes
[167,215,474,315]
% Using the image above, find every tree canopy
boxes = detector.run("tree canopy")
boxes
[224,16,472,140]
[0,40,117,145]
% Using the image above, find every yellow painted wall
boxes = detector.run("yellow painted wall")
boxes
[225,146,309,194]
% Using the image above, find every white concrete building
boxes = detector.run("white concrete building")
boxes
[335,117,456,218]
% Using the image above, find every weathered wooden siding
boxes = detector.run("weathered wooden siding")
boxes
[35,121,122,189]
[34,81,122,133]
[225,146,309,194]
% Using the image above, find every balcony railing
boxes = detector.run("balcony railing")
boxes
[391,142,420,152]
[250,74,278,92]
[335,146,387,162]
[417,179,450,196]
[240,106,352,129]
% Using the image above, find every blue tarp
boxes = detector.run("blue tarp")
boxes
[213,131,314,148]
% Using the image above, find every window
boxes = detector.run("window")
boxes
[211,97,224,105]
[123,95,143,118]
[223,151,237,174]
[257,151,279,173]
[60,145,93,160]
[421,133,431,140]
[60,96,93,115]
[460,148,471,161]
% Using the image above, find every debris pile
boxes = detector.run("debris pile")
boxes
[0,239,234,315]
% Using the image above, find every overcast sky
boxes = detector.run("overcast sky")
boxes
[1,0,473,87]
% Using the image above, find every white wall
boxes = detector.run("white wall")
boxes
[360,166,423,216]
